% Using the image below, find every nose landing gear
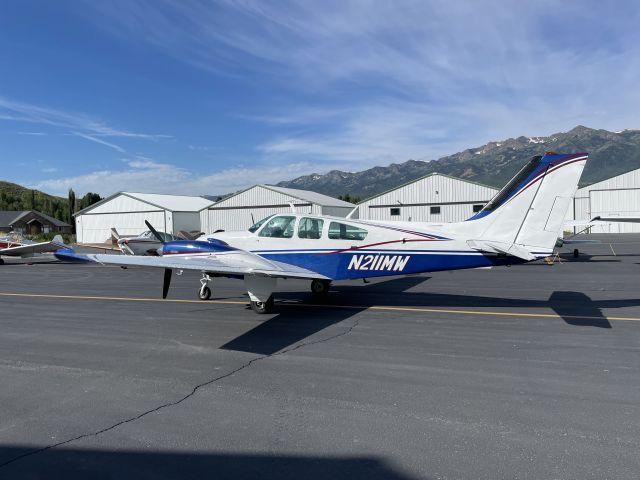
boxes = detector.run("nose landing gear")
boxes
[198,274,212,300]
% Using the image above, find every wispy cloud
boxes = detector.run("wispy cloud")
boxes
[0,96,171,146]
[17,131,48,136]
[80,0,640,168]
[70,131,127,154]
[31,159,316,197]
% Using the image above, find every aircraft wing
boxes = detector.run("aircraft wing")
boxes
[61,251,331,281]
[0,237,66,256]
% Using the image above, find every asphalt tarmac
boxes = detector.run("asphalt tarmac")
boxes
[1,236,639,479]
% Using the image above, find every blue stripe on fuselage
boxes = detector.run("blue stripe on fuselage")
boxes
[256,250,525,280]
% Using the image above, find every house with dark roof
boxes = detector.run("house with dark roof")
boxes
[0,210,72,235]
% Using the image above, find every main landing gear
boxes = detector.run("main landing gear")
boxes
[310,279,331,297]
[250,295,274,314]
[198,274,212,300]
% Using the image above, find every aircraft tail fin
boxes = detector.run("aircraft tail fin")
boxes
[466,152,588,259]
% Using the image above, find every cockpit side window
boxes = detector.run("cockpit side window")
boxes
[298,218,324,239]
[328,222,368,241]
[248,215,275,233]
[258,216,296,238]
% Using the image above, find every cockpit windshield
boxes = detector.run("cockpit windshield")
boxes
[480,155,542,212]
[248,215,275,233]
[139,231,174,241]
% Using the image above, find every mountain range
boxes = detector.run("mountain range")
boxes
[277,126,640,199]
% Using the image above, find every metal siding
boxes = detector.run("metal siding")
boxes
[76,211,166,244]
[358,175,497,222]
[85,194,160,214]
[589,189,640,233]
[576,168,640,195]
[213,185,316,208]
[205,206,301,232]
[569,169,640,234]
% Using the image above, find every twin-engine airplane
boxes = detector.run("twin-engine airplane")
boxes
[0,232,66,264]
[57,152,589,314]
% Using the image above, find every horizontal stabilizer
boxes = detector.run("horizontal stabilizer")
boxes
[467,240,537,261]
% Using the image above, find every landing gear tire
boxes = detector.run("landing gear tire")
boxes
[0,258,4,265]
[198,285,211,300]
[250,295,274,314]
[198,274,212,300]
[573,248,580,258]
[310,279,331,296]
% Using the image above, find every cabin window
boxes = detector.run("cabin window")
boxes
[248,214,275,233]
[258,216,296,238]
[472,204,484,213]
[390,207,401,216]
[298,217,324,239]
[430,206,441,215]
[328,222,368,241]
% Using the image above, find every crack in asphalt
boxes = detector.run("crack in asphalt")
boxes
[0,317,361,469]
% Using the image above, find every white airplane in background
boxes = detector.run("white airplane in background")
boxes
[0,232,66,264]
[57,152,589,314]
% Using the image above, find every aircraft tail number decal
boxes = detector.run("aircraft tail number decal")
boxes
[347,254,410,272]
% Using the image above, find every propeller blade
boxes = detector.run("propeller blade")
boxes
[145,220,166,244]
[162,268,172,299]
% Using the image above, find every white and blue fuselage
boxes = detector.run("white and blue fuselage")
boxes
[190,217,529,281]
[57,153,589,312]
[157,152,589,281]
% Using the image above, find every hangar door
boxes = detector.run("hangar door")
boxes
[77,211,167,244]
[590,188,640,233]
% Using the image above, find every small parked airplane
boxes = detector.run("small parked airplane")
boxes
[57,152,588,314]
[111,227,204,255]
[0,232,66,264]
[112,228,178,256]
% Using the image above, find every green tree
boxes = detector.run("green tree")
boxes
[67,188,76,228]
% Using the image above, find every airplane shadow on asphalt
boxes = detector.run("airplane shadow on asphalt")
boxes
[0,447,419,480]
[325,278,624,329]
[220,277,428,355]
[220,275,638,354]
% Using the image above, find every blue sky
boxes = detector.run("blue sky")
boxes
[1,0,639,197]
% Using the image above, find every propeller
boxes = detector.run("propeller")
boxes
[162,268,172,299]
[145,220,166,244]
[144,221,173,298]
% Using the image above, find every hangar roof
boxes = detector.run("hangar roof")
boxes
[75,192,214,216]
[261,185,355,207]
[0,210,71,228]
[206,185,355,210]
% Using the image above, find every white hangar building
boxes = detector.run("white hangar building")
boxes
[357,173,499,223]
[200,185,355,233]
[75,192,214,244]
[568,168,640,233]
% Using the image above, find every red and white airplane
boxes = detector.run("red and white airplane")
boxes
[0,232,66,264]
